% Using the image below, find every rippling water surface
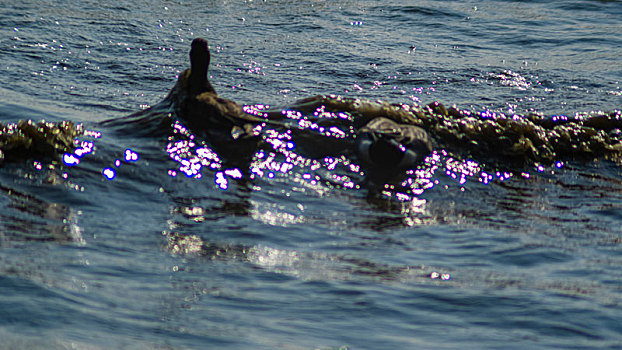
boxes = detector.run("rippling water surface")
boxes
[1,0,621,349]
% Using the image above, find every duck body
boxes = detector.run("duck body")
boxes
[179,90,244,132]
[172,38,245,131]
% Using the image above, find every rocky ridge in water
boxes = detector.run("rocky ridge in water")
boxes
[314,95,622,167]
[3,95,622,171]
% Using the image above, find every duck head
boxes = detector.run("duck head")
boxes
[188,38,216,95]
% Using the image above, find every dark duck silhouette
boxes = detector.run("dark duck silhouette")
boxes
[174,38,247,131]
[171,38,261,165]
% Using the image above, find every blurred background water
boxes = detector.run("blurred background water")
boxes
[0,0,621,349]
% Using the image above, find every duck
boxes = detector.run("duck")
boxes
[170,38,263,165]
[173,38,248,132]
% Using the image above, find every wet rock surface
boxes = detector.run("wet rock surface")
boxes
[316,95,622,167]
[0,120,83,164]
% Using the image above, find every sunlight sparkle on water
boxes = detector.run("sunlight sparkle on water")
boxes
[215,171,228,190]
[431,271,451,280]
[63,153,80,166]
[166,121,223,178]
[102,167,116,180]
[224,168,243,179]
[124,148,139,162]
[73,140,94,157]
[243,104,270,118]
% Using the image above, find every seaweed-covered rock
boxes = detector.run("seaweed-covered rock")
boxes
[303,95,622,166]
[0,120,83,163]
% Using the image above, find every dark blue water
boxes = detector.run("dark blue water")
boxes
[1,0,621,349]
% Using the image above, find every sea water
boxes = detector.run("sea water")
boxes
[0,0,621,349]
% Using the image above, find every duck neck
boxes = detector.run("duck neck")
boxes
[189,52,215,95]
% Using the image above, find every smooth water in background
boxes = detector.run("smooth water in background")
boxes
[0,0,621,349]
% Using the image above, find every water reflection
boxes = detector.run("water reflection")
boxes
[164,229,446,283]
[0,184,84,245]
[162,169,454,285]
